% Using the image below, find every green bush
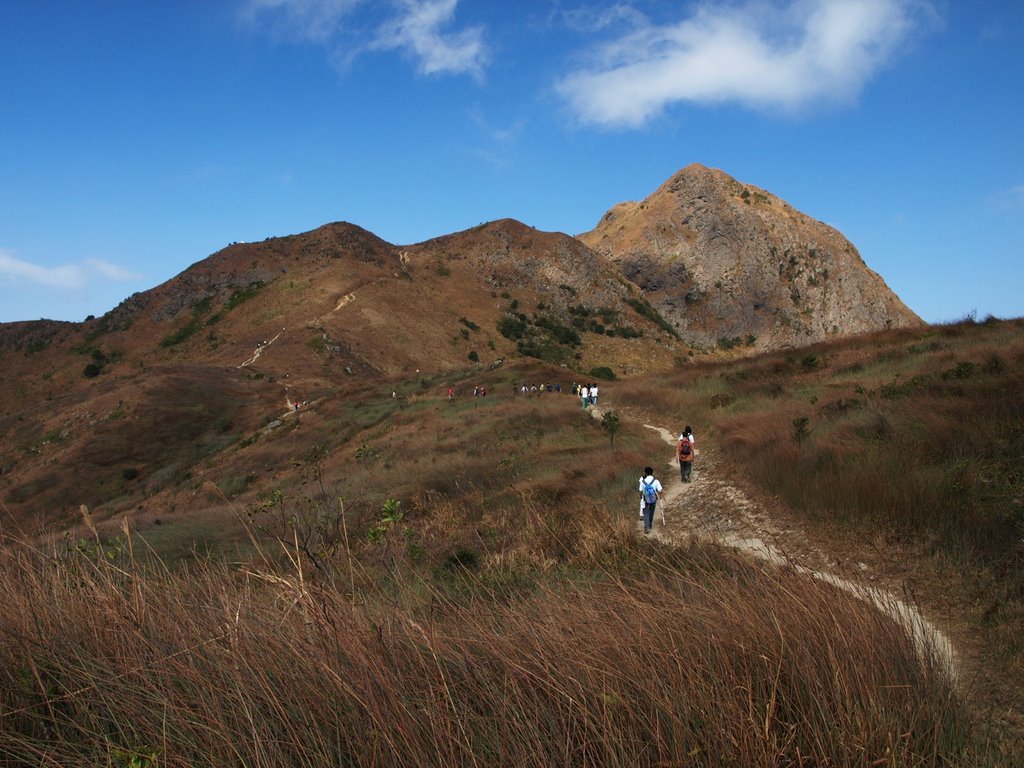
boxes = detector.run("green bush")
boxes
[159,321,200,348]
[626,297,679,338]
[534,316,580,347]
[226,281,265,310]
[497,314,528,340]
[612,326,642,339]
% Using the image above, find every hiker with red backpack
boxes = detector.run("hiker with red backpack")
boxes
[677,426,695,482]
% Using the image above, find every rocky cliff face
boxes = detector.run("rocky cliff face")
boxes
[578,164,921,350]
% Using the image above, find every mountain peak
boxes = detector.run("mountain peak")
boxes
[578,166,920,350]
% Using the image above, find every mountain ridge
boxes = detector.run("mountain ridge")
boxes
[0,164,921,523]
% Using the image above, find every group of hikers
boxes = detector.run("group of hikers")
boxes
[446,381,600,399]
[447,385,489,398]
[572,382,599,407]
[639,425,695,534]
[515,383,562,395]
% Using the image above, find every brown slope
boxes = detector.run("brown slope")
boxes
[0,365,282,527]
[396,218,685,375]
[578,164,922,351]
[0,222,409,528]
[0,218,684,527]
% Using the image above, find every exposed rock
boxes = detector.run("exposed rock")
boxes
[578,164,921,350]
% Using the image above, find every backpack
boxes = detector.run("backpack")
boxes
[642,479,658,504]
[679,439,692,458]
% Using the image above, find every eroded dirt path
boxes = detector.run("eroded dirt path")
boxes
[613,414,959,686]
[237,329,285,368]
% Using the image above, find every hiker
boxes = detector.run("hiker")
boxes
[590,383,599,405]
[639,466,663,534]
[580,385,589,408]
[447,386,454,400]
[677,426,695,482]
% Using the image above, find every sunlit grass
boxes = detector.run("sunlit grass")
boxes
[3,322,1021,764]
[0,517,977,767]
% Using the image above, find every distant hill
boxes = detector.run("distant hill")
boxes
[577,163,921,350]
[0,219,681,526]
[0,164,921,524]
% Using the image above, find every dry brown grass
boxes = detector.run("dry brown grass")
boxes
[2,327,1020,765]
[0,520,978,767]
[613,319,1024,752]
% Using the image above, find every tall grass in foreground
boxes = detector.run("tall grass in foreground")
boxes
[0,522,981,767]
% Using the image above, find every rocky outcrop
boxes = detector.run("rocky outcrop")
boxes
[578,164,921,350]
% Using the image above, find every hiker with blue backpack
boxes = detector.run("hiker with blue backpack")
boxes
[639,466,663,534]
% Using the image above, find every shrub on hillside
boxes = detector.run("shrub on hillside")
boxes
[497,313,527,340]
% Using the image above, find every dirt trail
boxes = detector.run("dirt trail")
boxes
[334,293,356,310]
[237,329,285,368]
[606,411,959,685]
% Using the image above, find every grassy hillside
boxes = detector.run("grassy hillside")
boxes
[0,321,1021,765]
[615,317,1024,744]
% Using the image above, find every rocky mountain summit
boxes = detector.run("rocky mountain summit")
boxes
[578,164,921,350]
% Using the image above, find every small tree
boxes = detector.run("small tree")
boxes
[601,410,621,449]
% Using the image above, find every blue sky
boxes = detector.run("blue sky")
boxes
[1,0,1021,324]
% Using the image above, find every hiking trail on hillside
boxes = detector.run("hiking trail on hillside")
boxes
[238,329,285,368]
[592,406,959,686]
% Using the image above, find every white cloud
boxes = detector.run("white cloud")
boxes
[555,0,940,127]
[0,249,141,290]
[240,0,363,43]
[555,3,649,35]
[0,250,84,289]
[243,0,486,78]
[373,0,486,78]
[84,258,144,282]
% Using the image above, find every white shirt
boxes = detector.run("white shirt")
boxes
[639,475,663,499]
